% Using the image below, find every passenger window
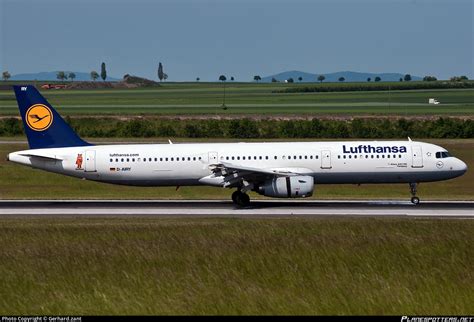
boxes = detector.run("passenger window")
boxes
[188,157,191,161]
[226,156,229,160]
[199,157,202,160]
[338,156,341,159]
[127,158,129,162]
[265,156,269,160]
[274,156,277,160]
[165,158,168,161]
[110,159,113,162]
[232,156,235,160]
[144,158,146,162]
[349,155,352,159]
[399,154,402,158]
[115,158,118,162]
[371,155,374,159]
[243,156,246,160]
[132,158,135,162]
[382,155,384,159]
[354,155,357,159]
[365,155,368,159]
[343,155,346,159]
[288,156,291,160]
[316,155,319,159]
[154,158,157,162]
[387,155,390,159]
[160,158,163,161]
[259,156,262,160]
[376,155,379,159]
[310,156,313,159]
[237,156,240,160]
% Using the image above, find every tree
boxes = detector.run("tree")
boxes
[423,76,437,81]
[404,74,412,82]
[90,71,99,81]
[338,77,345,82]
[56,71,66,82]
[271,77,278,83]
[450,75,469,82]
[317,75,325,83]
[163,73,168,81]
[253,75,261,82]
[375,76,381,82]
[2,71,11,81]
[230,76,234,81]
[101,62,107,81]
[298,76,303,82]
[68,72,76,82]
[196,77,200,82]
[219,75,227,81]
[158,62,164,81]
[367,77,371,82]
[399,78,403,82]
[287,78,294,83]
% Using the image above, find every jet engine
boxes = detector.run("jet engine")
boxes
[256,176,314,198]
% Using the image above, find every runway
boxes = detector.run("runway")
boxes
[0,200,472,217]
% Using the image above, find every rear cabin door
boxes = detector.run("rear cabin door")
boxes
[411,146,423,168]
[208,151,218,164]
[321,150,332,169]
[84,150,97,172]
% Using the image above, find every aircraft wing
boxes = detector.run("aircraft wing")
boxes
[206,161,313,188]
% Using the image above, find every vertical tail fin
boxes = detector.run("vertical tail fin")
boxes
[13,85,91,149]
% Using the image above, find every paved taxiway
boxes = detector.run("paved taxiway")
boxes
[0,200,472,217]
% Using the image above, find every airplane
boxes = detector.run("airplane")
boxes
[7,85,468,206]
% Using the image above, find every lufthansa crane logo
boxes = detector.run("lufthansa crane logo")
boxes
[26,104,53,131]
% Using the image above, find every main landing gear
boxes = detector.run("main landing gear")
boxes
[409,183,420,205]
[232,190,250,207]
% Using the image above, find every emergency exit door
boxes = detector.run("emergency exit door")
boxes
[208,151,218,164]
[321,150,332,169]
[411,146,423,168]
[84,150,97,172]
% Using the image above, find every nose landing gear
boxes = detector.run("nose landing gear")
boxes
[231,190,251,207]
[409,183,420,205]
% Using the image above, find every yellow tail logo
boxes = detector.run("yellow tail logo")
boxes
[26,104,53,131]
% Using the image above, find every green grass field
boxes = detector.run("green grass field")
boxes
[0,216,473,315]
[1,82,473,116]
[0,139,472,200]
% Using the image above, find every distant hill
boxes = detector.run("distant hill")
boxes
[261,70,422,83]
[10,71,120,81]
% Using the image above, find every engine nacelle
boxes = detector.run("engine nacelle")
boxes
[257,176,314,198]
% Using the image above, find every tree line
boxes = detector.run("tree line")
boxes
[0,117,472,139]
[276,80,474,93]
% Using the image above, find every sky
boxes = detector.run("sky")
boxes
[0,0,472,81]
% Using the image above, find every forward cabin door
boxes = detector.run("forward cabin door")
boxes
[411,146,423,168]
[321,150,332,169]
[208,151,218,164]
[84,150,97,172]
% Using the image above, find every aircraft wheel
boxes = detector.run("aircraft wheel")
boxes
[232,191,250,207]
[239,193,250,207]
[231,191,240,204]
[411,196,420,205]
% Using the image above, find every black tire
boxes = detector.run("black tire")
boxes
[231,191,240,204]
[239,193,250,207]
[411,196,420,205]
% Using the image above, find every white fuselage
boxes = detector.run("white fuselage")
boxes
[8,140,467,189]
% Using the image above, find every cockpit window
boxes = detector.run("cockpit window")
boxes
[436,151,452,159]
